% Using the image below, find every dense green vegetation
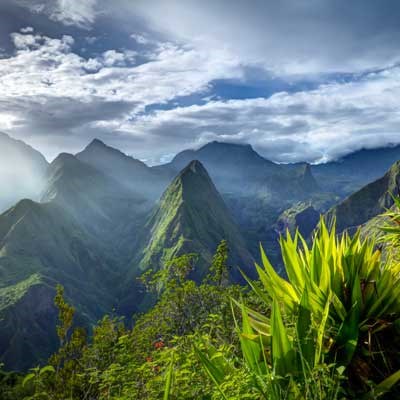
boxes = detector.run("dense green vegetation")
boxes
[1,205,400,399]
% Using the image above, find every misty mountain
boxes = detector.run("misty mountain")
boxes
[76,139,170,201]
[312,144,400,196]
[326,160,400,233]
[0,132,48,213]
[159,141,320,199]
[41,153,150,246]
[0,153,254,369]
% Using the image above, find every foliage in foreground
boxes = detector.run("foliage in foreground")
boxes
[1,212,400,399]
[199,219,400,399]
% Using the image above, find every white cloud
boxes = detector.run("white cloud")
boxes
[102,49,136,67]
[0,30,242,159]
[2,23,400,165]
[2,31,240,104]
[50,0,97,28]
[16,0,97,29]
[111,67,400,164]
[126,0,400,77]
[130,33,153,45]
[20,26,34,33]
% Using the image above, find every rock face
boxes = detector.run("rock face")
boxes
[275,202,320,238]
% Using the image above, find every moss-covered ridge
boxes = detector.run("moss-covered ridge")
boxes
[136,160,253,282]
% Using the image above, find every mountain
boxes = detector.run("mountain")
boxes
[166,141,280,176]
[0,132,48,212]
[41,153,149,246]
[312,144,400,196]
[134,160,254,283]
[160,141,320,199]
[76,139,170,200]
[0,199,118,370]
[326,161,400,233]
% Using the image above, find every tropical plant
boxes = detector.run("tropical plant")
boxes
[199,219,400,398]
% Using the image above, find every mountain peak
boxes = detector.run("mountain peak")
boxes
[49,153,84,175]
[88,138,107,148]
[136,160,253,282]
[51,152,77,165]
[76,139,168,200]
[83,138,121,155]
[174,160,215,198]
[183,159,207,175]
[200,140,256,155]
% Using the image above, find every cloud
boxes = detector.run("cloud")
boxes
[0,30,242,159]
[1,5,400,165]
[20,26,34,33]
[102,49,136,67]
[2,31,240,104]
[110,66,400,164]
[49,0,97,28]
[15,0,98,29]
[127,0,400,76]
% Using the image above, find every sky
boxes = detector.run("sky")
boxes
[1,0,400,165]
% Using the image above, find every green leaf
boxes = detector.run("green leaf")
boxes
[296,287,315,368]
[194,346,228,400]
[315,294,331,365]
[39,365,55,376]
[363,369,400,399]
[163,353,174,400]
[22,373,35,387]
[271,298,295,377]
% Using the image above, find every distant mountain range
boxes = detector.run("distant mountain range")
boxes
[311,144,400,196]
[1,132,400,369]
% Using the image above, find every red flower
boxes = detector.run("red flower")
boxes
[154,340,165,349]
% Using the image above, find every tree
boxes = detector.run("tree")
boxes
[208,240,230,286]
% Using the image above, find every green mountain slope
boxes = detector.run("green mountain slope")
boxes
[326,161,400,232]
[0,132,48,212]
[0,199,119,370]
[134,160,253,282]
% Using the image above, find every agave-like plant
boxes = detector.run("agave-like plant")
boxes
[243,218,400,388]
[197,219,400,398]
